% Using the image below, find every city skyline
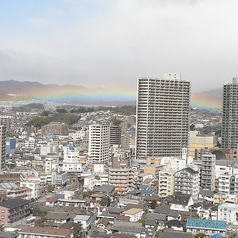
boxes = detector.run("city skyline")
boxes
[1,0,238,93]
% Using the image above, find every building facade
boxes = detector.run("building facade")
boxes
[0,126,6,171]
[174,167,200,199]
[0,198,30,227]
[88,124,110,164]
[136,73,191,159]
[110,125,121,146]
[200,154,216,191]
[222,77,238,149]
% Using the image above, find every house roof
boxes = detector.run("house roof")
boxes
[59,222,81,233]
[112,221,144,233]
[147,213,167,221]
[45,211,70,220]
[145,219,156,226]
[162,228,193,238]
[123,208,144,215]
[115,215,130,222]
[112,234,137,238]
[171,194,191,206]
[186,218,227,230]
[199,189,214,197]
[155,205,180,218]
[165,219,185,228]
[97,217,110,226]
[74,215,91,221]
[18,227,71,237]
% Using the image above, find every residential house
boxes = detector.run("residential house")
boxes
[170,194,194,212]
[73,215,92,231]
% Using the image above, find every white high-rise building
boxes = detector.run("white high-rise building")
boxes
[136,73,191,159]
[88,124,110,164]
[222,77,238,149]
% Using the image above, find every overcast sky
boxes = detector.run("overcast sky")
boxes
[0,0,238,93]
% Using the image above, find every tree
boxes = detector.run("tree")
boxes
[100,196,111,207]
[195,233,205,238]
[138,218,146,227]
[47,184,55,193]
[151,200,157,209]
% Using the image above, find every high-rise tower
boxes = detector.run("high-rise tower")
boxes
[222,77,238,149]
[0,126,6,171]
[136,73,191,159]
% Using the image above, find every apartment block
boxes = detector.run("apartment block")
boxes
[200,154,216,191]
[174,167,199,199]
[88,124,110,164]
[136,74,191,159]
[158,170,174,198]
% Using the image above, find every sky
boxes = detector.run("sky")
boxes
[0,0,238,94]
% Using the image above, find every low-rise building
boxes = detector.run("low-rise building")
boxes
[0,198,30,227]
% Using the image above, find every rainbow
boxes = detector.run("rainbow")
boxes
[191,94,222,109]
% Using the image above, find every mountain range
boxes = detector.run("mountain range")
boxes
[0,80,223,109]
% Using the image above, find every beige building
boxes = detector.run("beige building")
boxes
[144,164,164,179]
[108,168,136,195]
[189,132,217,158]
[158,170,174,198]
[213,193,227,205]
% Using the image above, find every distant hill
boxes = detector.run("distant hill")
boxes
[191,88,222,109]
[0,80,136,106]
[0,80,223,108]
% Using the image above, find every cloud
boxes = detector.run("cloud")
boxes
[0,0,238,93]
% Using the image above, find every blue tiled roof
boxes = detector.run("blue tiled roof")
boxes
[186,218,227,230]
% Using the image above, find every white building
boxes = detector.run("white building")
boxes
[73,215,92,231]
[88,124,110,164]
[20,181,40,199]
[160,156,187,172]
[201,153,216,191]
[174,167,200,199]
[218,203,238,225]
[136,73,191,159]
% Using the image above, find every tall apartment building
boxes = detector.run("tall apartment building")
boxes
[222,77,238,149]
[136,73,191,159]
[174,167,200,199]
[88,124,110,164]
[200,153,216,191]
[110,125,121,146]
[0,126,6,171]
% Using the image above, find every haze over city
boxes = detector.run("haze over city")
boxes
[1,0,238,94]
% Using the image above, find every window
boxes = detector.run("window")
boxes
[1,215,4,219]
[1,210,5,213]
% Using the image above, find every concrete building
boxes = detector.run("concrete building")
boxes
[222,77,238,149]
[110,125,121,146]
[108,168,136,195]
[41,122,69,136]
[136,73,191,159]
[189,132,218,158]
[158,170,174,198]
[0,126,6,171]
[6,138,16,154]
[0,198,30,227]
[200,153,216,191]
[218,203,238,225]
[174,167,200,199]
[20,181,40,200]
[88,124,110,164]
